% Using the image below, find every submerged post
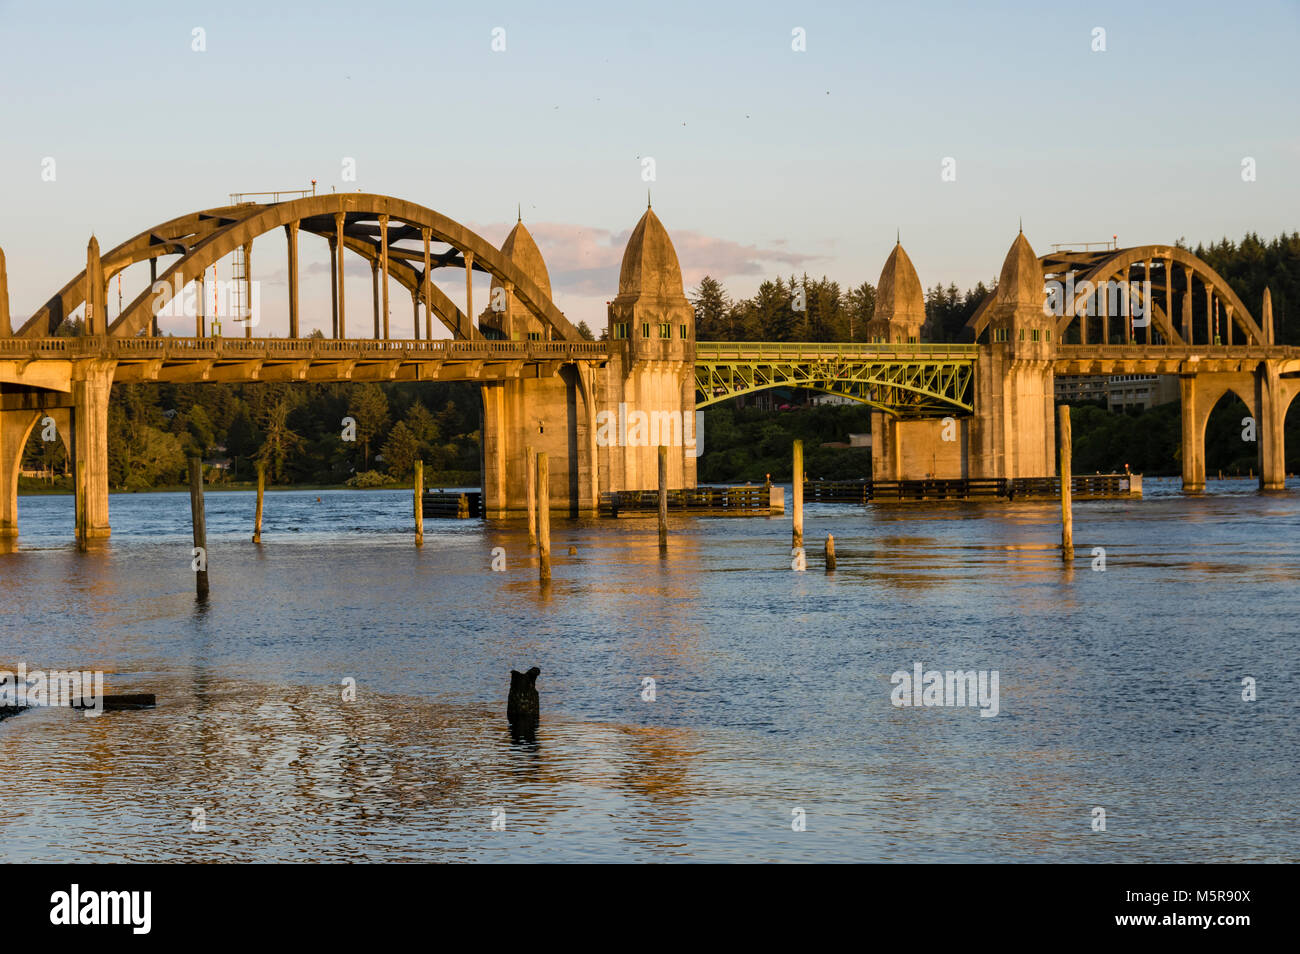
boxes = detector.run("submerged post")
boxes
[189,457,209,599]
[413,459,424,547]
[824,533,836,571]
[253,461,265,544]
[536,452,550,581]
[792,440,804,549]
[658,445,668,551]
[526,446,537,544]
[1058,405,1073,562]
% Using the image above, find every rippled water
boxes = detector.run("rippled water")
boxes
[1,478,1296,862]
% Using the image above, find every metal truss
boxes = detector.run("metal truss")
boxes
[694,342,976,415]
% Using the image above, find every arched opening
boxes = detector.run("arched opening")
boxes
[1203,389,1257,481]
[1285,387,1300,478]
[15,410,73,537]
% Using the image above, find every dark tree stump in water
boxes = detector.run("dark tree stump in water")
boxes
[507,667,540,734]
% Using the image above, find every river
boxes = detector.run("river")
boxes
[1,478,1296,862]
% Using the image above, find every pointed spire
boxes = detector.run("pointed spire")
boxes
[647,189,652,209]
[896,228,900,245]
[1018,217,1023,234]
[517,202,522,223]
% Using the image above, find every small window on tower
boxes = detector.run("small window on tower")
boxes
[642,322,651,338]
[659,322,671,339]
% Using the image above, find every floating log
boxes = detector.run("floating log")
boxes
[72,694,157,711]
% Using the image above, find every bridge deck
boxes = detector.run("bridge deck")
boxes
[0,336,611,384]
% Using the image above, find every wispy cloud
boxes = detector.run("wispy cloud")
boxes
[469,221,818,297]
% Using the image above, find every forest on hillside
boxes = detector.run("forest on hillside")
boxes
[19,232,1298,490]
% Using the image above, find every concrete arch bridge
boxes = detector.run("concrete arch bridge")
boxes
[1,195,1295,542]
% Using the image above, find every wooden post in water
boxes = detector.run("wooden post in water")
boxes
[252,461,265,544]
[1058,405,1073,562]
[413,460,424,547]
[188,457,209,599]
[536,452,550,581]
[526,446,537,544]
[824,533,836,571]
[792,440,804,550]
[658,445,668,551]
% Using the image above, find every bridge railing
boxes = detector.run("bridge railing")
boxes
[0,336,613,361]
[1055,343,1298,359]
[696,341,978,360]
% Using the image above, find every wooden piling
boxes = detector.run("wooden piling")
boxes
[824,533,836,571]
[413,459,424,546]
[536,451,550,581]
[252,461,265,544]
[658,445,668,551]
[792,440,804,549]
[188,457,209,599]
[526,446,537,544]
[1058,405,1073,562]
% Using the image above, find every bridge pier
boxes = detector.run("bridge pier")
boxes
[1179,374,1206,493]
[71,360,113,541]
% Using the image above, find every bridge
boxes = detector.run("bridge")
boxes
[1,191,1297,543]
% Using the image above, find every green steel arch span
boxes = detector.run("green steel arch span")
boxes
[694,342,976,414]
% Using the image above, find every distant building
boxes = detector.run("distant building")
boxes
[1055,374,1180,412]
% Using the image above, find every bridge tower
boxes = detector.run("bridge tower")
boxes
[597,204,697,500]
[969,231,1057,479]
[479,204,697,516]
[478,217,592,516]
[868,240,972,478]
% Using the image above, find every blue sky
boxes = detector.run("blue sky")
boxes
[1,0,1296,335]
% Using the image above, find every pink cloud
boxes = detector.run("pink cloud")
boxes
[468,221,818,298]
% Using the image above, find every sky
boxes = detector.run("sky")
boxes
[1,0,1297,337]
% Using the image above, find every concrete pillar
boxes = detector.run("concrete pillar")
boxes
[334,212,347,339]
[371,259,380,338]
[1182,269,1193,345]
[1205,285,1214,345]
[73,361,114,540]
[379,213,390,339]
[149,257,159,337]
[1263,287,1275,345]
[1100,273,1109,344]
[422,228,433,341]
[285,222,300,338]
[328,234,339,338]
[243,241,254,338]
[464,252,475,339]
[1257,360,1286,491]
[1180,374,1205,494]
[196,271,205,338]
